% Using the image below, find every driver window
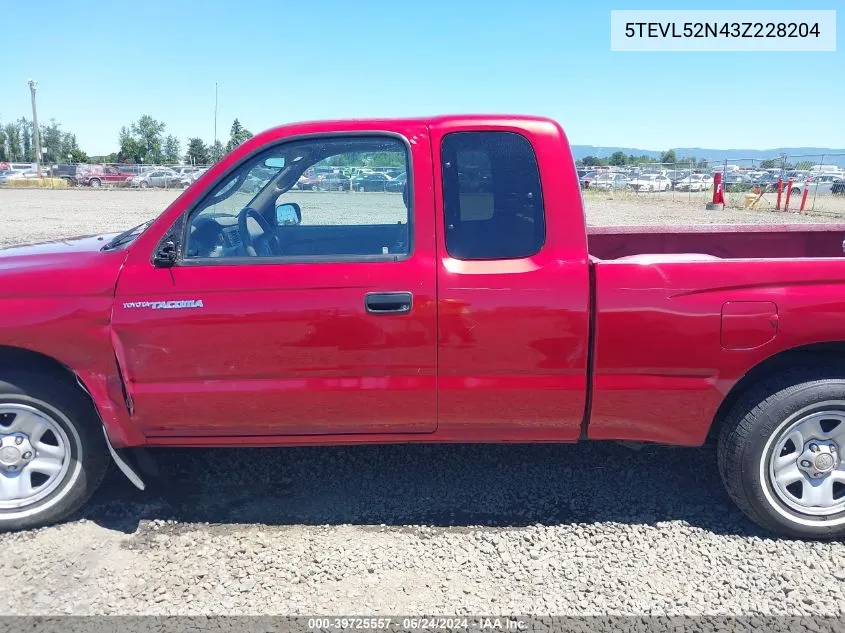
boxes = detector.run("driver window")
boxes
[184,136,410,261]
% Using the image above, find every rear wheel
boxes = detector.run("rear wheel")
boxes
[89,178,101,188]
[0,372,109,532]
[718,369,845,539]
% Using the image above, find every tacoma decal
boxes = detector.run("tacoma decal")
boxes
[122,300,204,310]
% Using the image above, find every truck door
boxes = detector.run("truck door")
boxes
[111,126,438,438]
[430,119,591,440]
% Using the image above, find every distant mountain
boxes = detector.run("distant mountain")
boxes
[571,145,845,167]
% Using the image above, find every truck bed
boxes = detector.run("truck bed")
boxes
[588,223,845,260]
[587,224,845,446]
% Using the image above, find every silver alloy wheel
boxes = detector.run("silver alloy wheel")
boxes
[767,406,845,517]
[0,404,71,510]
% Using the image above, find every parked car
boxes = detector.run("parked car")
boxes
[751,172,782,192]
[80,165,133,188]
[2,164,41,180]
[628,174,671,192]
[180,168,208,188]
[128,168,181,188]
[788,174,841,196]
[6,168,43,180]
[667,170,691,185]
[673,174,709,192]
[591,173,630,190]
[113,164,149,176]
[294,173,321,190]
[170,167,199,178]
[385,171,407,193]
[7,114,845,540]
[49,164,87,185]
[579,171,598,189]
[352,172,393,192]
[721,173,754,192]
[832,179,845,195]
[7,163,37,174]
[316,173,351,191]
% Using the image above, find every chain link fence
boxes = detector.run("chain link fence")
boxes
[5,153,845,219]
[580,153,845,215]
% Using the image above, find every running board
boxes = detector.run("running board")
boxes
[102,427,146,491]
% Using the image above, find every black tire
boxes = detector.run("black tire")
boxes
[89,178,101,188]
[0,372,109,532]
[718,367,845,539]
[791,187,801,195]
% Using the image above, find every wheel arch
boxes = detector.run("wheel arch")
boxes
[708,341,845,443]
[0,345,141,447]
[0,345,82,385]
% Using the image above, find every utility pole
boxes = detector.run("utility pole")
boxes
[27,79,42,177]
[213,82,218,158]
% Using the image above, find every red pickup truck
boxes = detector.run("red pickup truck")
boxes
[2,115,845,538]
[78,165,133,187]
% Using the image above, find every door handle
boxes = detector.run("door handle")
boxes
[365,292,413,314]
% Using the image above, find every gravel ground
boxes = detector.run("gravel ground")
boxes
[0,188,844,617]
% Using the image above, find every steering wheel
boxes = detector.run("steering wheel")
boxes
[237,207,282,257]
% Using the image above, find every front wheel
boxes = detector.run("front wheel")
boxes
[139,181,149,189]
[89,178,101,188]
[718,369,845,538]
[0,372,109,532]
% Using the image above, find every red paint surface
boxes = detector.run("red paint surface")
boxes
[589,259,845,445]
[1,115,845,449]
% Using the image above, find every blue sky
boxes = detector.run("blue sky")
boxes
[1,0,841,155]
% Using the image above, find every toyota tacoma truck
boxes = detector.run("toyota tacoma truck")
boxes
[2,115,845,538]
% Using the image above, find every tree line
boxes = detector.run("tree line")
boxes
[0,115,253,166]
[577,149,709,168]
[0,119,87,164]
[112,116,253,165]
[6,118,820,172]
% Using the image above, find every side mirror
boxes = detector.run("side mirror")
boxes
[276,202,301,226]
[153,240,178,267]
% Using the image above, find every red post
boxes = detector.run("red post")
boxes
[799,177,811,213]
[784,178,794,212]
[775,178,783,210]
[711,171,725,206]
